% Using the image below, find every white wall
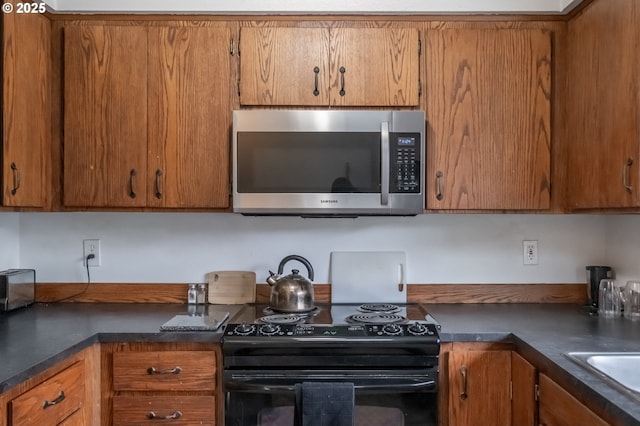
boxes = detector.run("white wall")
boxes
[17,212,605,284]
[0,213,19,270]
[604,215,640,284]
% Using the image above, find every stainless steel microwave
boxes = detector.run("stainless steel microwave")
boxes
[232,110,425,216]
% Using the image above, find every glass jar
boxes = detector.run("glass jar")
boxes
[187,284,198,305]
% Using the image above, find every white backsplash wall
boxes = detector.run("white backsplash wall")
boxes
[604,215,640,284]
[0,213,19,270]
[17,212,606,284]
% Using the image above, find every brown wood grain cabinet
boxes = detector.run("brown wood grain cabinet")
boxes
[64,24,232,209]
[565,0,640,209]
[103,343,220,425]
[239,26,420,107]
[0,345,99,426]
[538,373,608,426]
[443,343,537,426]
[447,344,512,426]
[425,28,552,210]
[2,13,50,207]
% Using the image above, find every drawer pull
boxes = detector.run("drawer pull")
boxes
[10,162,20,195]
[148,410,182,420]
[147,366,182,375]
[42,391,65,409]
[460,366,468,400]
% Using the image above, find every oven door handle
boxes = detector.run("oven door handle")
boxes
[224,378,436,393]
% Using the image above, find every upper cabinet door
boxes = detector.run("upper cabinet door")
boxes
[239,27,330,106]
[64,26,148,207]
[566,0,640,209]
[426,29,551,210]
[2,13,49,207]
[330,28,420,107]
[148,26,232,208]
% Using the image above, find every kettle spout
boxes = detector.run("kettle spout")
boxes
[266,270,279,286]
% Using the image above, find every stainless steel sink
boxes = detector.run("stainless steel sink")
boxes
[566,352,640,396]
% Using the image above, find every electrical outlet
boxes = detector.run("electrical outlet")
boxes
[83,239,101,267]
[523,240,538,265]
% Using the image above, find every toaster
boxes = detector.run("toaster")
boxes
[0,269,35,312]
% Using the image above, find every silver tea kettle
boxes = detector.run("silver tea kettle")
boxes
[266,255,315,313]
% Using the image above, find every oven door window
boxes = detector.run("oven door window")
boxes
[224,370,438,426]
[236,132,381,194]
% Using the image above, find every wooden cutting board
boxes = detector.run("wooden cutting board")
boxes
[330,251,406,304]
[206,271,256,304]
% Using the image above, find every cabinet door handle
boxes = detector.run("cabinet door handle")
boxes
[436,171,444,201]
[313,66,320,96]
[623,157,634,192]
[460,366,468,400]
[147,366,182,375]
[42,391,65,409]
[10,162,20,195]
[129,169,137,198]
[155,169,163,199]
[147,410,182,420]
[339,66,346,96]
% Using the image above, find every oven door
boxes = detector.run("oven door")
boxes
[224,368,438,426]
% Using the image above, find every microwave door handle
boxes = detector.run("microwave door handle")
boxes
[381,121,390,205]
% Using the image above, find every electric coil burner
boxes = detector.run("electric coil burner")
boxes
[222,303,440,426]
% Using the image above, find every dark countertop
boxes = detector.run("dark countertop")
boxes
[2,302,640,424]
[0,303,244,393]
[425,303,640,426]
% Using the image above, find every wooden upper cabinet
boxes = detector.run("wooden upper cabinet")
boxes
[64,24,233,209]
[64,26,148,207]
[148,26,231,208]
[329,28,420,106]
[240,27,330,106]
[2,13,49,207]
[565,0,640,209]
[239,26,420,106]
[448,348,512,426]
[425,29,551,210]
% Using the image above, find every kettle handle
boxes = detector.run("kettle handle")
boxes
[277,255,314,281]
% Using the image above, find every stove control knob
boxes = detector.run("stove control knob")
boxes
[234,323,256,335]
[259,324,281,336]
[382,324,402,335]
[408,322,427,335]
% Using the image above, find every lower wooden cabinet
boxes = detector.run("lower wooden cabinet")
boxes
[442,343,537,426]
[538,373,608,426]
[102,343,221,426]
[10,361,85,426]
[0,345,99,426]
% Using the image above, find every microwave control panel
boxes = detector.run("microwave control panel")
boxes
[390,133,421,193]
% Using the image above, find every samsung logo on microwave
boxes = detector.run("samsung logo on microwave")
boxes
[320,199,339,204]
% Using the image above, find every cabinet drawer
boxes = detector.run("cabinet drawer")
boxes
[10,360,85,426]
[113,395,215,425]
[113,351,216,391]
